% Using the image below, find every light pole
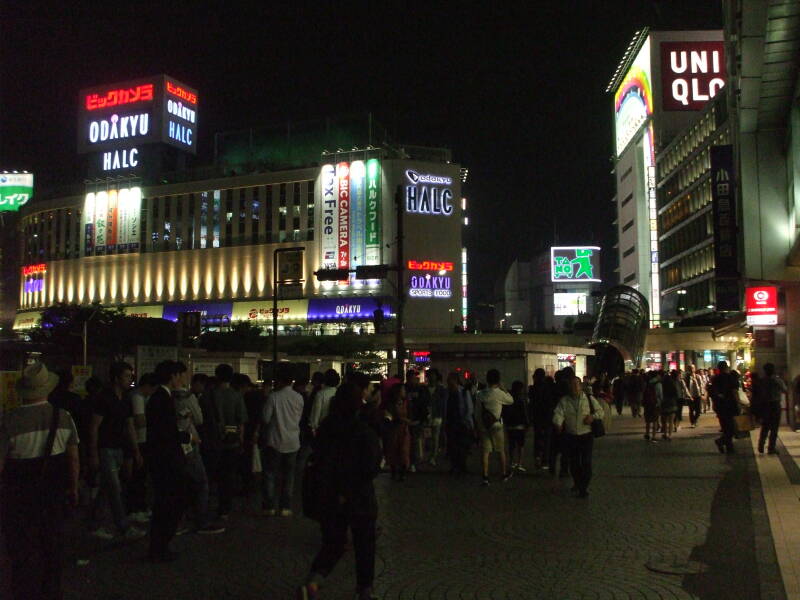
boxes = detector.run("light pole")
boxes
[448,307,455,329]
[82,307,101,366]
[272,246,305,383]
[505,312,511,330]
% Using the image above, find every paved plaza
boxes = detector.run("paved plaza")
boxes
[2,412,795,599]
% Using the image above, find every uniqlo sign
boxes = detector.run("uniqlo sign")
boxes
[661,41,726,111]
[745,286,778,326]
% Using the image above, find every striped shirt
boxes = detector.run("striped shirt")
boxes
[0,401,79,460]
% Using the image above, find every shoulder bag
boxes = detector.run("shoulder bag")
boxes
[588,395,605,438]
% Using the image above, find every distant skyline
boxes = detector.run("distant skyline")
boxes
[1,3,723,302]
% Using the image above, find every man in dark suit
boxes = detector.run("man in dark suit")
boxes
[146,360,192,562]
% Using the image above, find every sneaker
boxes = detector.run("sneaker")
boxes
[502,471,513,482]
[481,477,490,486]
[280,509,293,517]
[175,526,191,536]
[263,508,277,517]
[409,464,417,473]
[91,527,116,540]
[515,464,527,473]
[121,527,146,540]
[197,524,226,534]
[296,582,320,600]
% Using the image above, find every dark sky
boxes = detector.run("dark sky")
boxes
[1,2,721,304]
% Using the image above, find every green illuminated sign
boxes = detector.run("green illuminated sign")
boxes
[365,159,381,264]
[0,173,33,212]
[551,246,601,282]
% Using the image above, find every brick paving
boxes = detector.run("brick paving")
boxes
[2,412,787,599]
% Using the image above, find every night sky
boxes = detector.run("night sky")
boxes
[1,2,721,305]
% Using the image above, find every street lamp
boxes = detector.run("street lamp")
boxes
[448,307,455,329]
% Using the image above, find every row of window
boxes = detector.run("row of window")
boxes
[659,212,713,264]
[659,130,730,209]
[21,180,316,261]
[661,244,715,288]
[664,278,714,315]
[659,180,713,234]
[658,102,726,180]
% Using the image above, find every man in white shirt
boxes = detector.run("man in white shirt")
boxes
[261,365,304,516]
[127,372,157,522]
[308,369,340,433]
[475,369,514,486]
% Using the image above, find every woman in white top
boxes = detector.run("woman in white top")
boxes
[553,375,603,499]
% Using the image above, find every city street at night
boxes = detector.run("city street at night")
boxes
[48,414,787,600]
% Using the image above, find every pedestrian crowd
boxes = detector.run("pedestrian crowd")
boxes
[0,359,610,600]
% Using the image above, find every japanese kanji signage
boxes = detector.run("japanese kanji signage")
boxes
[550,247,601,283]
[711,145,739,311]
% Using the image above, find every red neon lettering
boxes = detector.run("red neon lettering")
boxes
[85,83,154,111]
[22,263,47,276]
[166,81,197,105]
[407,260,454,272]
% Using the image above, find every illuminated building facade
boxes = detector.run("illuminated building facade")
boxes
[15,151,465,337]
[609,28,726,326]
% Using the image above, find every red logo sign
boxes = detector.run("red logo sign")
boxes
[661,41,726,111]
[407,260,454,272]
[746,286,778,325]
[166,81,198,105]
[85,83,154,111]
[21,263,47,276]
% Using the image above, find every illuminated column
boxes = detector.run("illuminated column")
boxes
[461,247,468,331]
[644,124,660,325]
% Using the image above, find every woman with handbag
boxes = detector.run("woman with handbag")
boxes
[553,374,604,499]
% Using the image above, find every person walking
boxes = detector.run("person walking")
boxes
[504,380,529,472]
[382,383,411,481]
[529,369,556,470]
[629,369,645,418]
[261,365,304,516]
[710,361,740,454]
[405,370,431,471]
[296,382,382,600]
[475,369,514,486]
[660,371,679,441]
[553,374,603,498]
[88,361,144,540]
[612,375,624,416]
[426,368,447,467]
[0,362,80,600]
[126,372,157,523]
[758,363,787,454]
[687,366,703,428]
[210,364,247,519]
[444,372,473,475]
[643,371,662,442]
[145,360,193,562]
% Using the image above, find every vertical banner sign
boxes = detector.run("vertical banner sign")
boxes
[365,159,381,264]
[106,189,118,253]
[336,162,350,284]
[128,187,141,251]
[320,164,337,269]
[83,192,96,256]
[117,188,129,252]
[711,144,739,311]
[94,191,108,255]
[349,161,366,273]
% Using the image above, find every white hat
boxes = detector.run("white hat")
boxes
[16,362,59,400]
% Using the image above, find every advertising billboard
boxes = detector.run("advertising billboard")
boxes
[660,41,725,111]
[614,37,652,156]
[231,299,308,325]
[337,162,350,277]
[554,293,587,316]
[307,297,393,321]
[0,172,33,212]
[746,287,778,326]
[550,247,601,283]
[404,168,454,216]
[82,187,142,256]
[78,75,198,162]
[365,158,382,264]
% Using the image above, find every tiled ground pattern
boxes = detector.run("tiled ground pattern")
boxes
[0,414,785,599]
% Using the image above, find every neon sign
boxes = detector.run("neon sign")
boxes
[102,148,139,171]
[22,263,47,276]
[24,280,44,294]
[337,162,350,279]
[746,286,778,326]
[0,173,33,212]
[407,260,454,272]
[88,113,150,144]
[405,175,454,216]
[409,274,452,298]
[320,164,337,269]
[85,84,154,111]
[551,247,601,283]
[166,81,197,104]
[405,170,452,185]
